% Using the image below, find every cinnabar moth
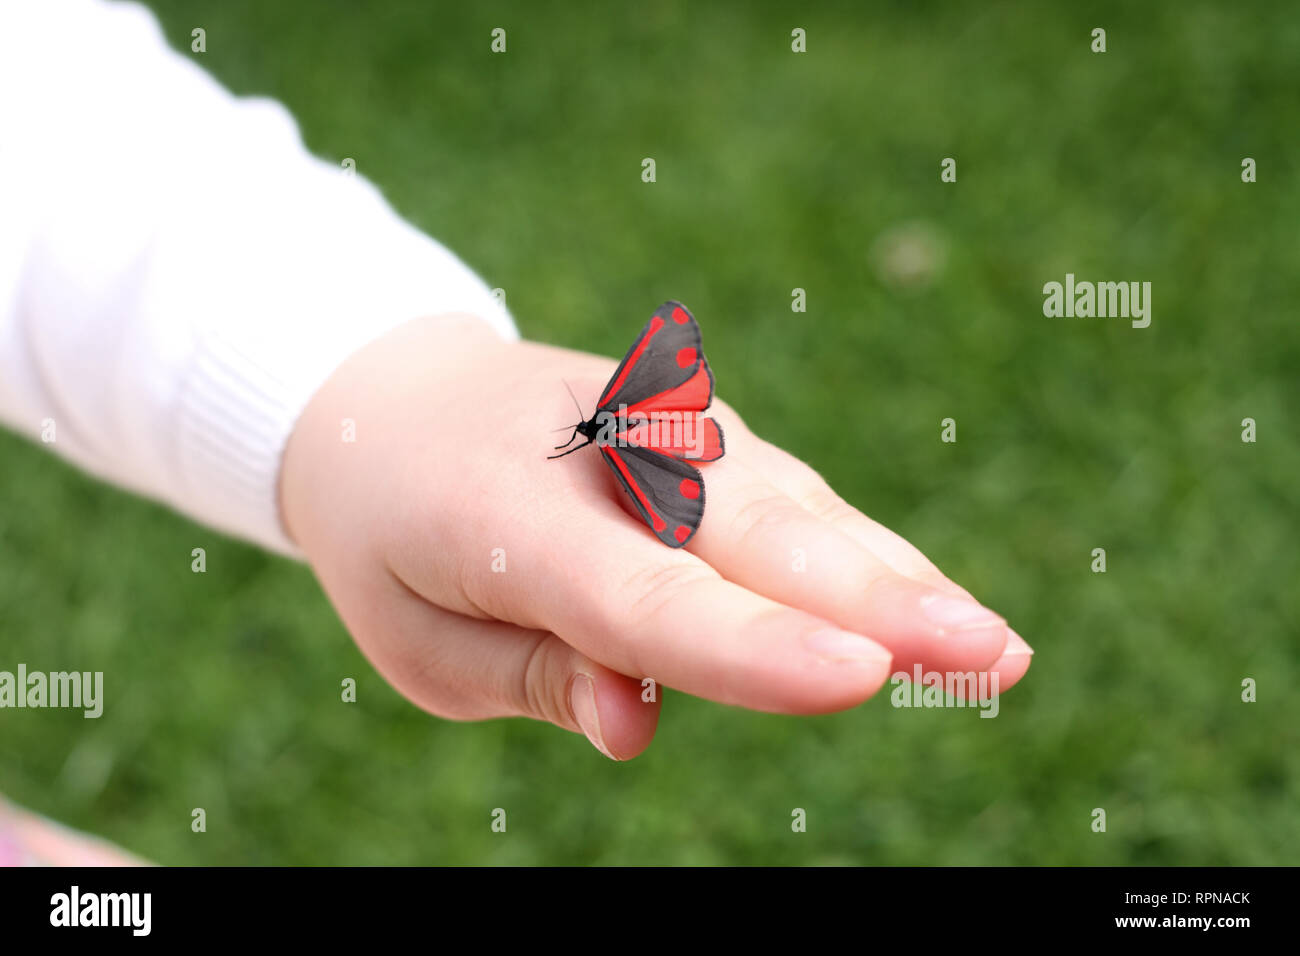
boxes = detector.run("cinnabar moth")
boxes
[550,301,725,547]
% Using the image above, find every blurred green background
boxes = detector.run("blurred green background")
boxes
[2,0,1297,864]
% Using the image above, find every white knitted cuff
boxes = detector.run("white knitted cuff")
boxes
[172,233,515,559]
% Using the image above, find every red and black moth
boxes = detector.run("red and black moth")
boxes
[550,301,725,547]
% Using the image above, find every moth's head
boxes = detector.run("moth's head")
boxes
[577,411,616,440]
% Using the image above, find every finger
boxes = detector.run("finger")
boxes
[397,477,895,714]
[985,628,1034,692]
[684,457,1011,675]
[740,434,976,597]
[334,570,659,760]
[492,547,894,714]
[738,436,1034,686]
[737,432,1033,641]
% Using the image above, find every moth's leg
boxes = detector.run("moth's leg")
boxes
[553,426,581,450]
[547,438,594,460]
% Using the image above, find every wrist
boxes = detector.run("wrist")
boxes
[277,312,512,555]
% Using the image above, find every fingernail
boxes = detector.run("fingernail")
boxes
[806,627,892,664]
[570,674,617,760]
[1003,629,1034,656]
[920,594,1005,631]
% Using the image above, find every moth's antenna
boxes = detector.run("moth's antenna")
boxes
[562,379,587,421]
[547,380,591,460]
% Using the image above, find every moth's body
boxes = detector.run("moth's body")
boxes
[575,412,609,444]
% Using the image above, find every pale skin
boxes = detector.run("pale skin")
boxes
[280,313,1033,760]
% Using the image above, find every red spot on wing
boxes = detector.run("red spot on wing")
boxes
[671,306,691,324]
[603,446,667,533]
[679,478,700,499]
[674,525,692,543]
[599,316,665,406]
[676,347,697,368]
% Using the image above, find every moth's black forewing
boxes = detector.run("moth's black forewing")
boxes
[598,443,706,548]
[597,301,711,412]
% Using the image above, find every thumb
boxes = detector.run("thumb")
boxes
[345,581,661,760]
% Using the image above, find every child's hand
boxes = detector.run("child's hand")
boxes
[280,314,1032,759]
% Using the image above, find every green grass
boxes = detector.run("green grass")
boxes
[1,0,1296,864]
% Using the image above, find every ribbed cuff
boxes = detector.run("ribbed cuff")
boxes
[174,284,515,559]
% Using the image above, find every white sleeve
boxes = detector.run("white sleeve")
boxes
[0,0,517,558]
